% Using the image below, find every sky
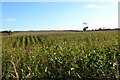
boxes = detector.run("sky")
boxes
[2,2,118,31]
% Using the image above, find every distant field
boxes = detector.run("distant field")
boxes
[2,30,120,79]
[2,30,119,36]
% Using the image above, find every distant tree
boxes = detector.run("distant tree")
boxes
[83,27,86,31]
[83,27,88,31]
[8,30,12,35]
[86,27,88,29]
[2,30,12,35]
[99,28,102,30]
[83,22,88,31]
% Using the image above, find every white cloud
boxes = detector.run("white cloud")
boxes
[4,18,17,22]
[89,15,118,30]
[85,4,108,9]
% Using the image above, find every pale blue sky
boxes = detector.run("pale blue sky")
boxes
[2,2,118,31]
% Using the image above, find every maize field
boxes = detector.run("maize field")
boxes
[2,31,120,79]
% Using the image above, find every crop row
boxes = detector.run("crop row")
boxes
[2,31,120,79]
